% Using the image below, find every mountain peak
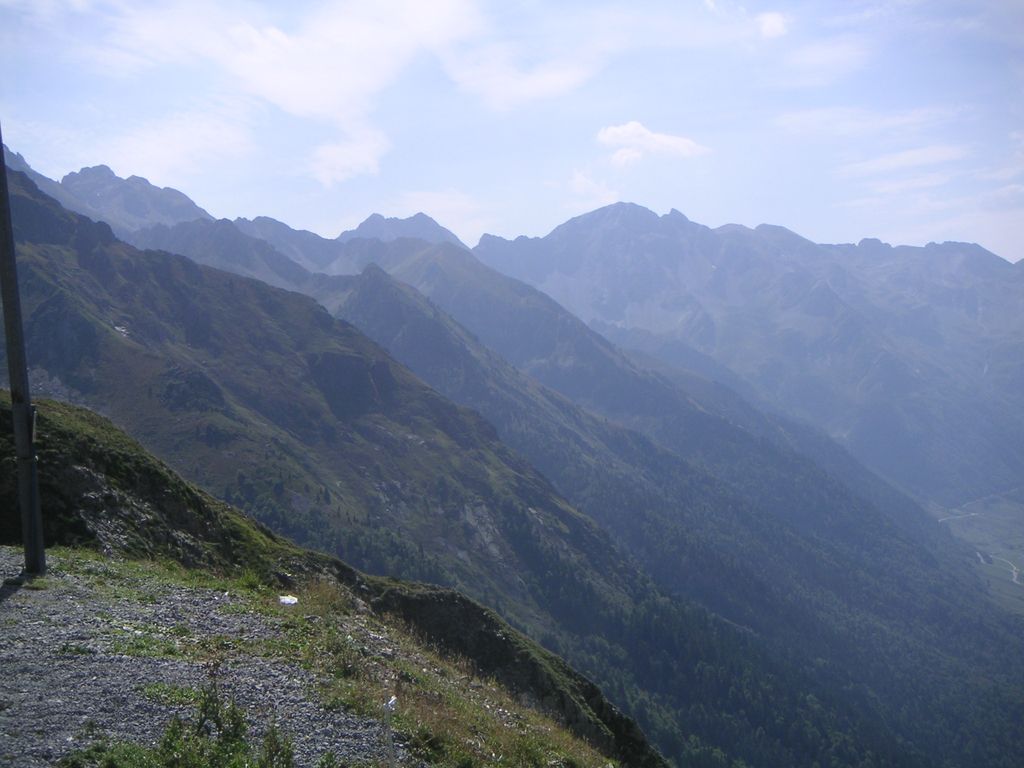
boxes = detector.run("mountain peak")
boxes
[62,164,117,183]
[857,237,892,250]
[2,144,31,172]
[590,201,658,221]
[337,212,467,249]
[552,202,659,238]
[52,162,213,235]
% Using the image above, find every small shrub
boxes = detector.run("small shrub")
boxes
[58,682,295,768]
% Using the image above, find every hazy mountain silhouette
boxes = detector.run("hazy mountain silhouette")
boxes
[475,203,1024,509]
[338,211,467,249]
[2,146,212,236]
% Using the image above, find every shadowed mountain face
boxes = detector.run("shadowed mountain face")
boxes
[325,265,975,623]
[234,215,344,272]
[126,217,310,291]
[4,169,941,768]
[5,170,635,640]
[474,203,1024,509]
[193,216,1024,768]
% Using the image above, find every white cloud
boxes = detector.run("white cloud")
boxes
[841,145,970,177]
[776,106,953,137]
[92,108,256,190]
[869,173,951,196]
[439,2,789,111]
[597,121,710,166]
[219,0,482,120]
[89,0,481,118]
[782,38,870,86]
[442,43,597,111]
[696,1,792,44]
[438,6,629,111]
[610,148,644,168]
[309,129,391,186]
[69,0,483,183]
[568,170,617,210]
[757,12,788,39]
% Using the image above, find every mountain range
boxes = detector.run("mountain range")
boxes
[2,166,902,768]
[4,148,1024,767]
[474,203,1024,512]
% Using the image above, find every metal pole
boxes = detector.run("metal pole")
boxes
[0,121,45,575]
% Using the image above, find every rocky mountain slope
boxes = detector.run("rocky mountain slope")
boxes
[0,394,658,767]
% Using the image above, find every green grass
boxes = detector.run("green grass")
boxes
[141,682,202,707]
[111,628,184,659]
[57,682,296,768]
[23,577,52,590]
[937,490,1024,616]
[36,548,618,768]
[265,578,614,768]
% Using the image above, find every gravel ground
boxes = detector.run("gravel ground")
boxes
[0,547,395,767]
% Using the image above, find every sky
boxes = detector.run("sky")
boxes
[1,0,1022,262]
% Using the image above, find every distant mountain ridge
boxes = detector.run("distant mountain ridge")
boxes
[60,163,213,234]
[338,211,467,249]
[475,202,1024,509]
[126,217,310,291]
[2,145,212,236]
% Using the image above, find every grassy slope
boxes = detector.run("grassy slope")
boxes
[0,393,660,768]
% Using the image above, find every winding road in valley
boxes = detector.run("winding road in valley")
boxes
[991,556,1022,586]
